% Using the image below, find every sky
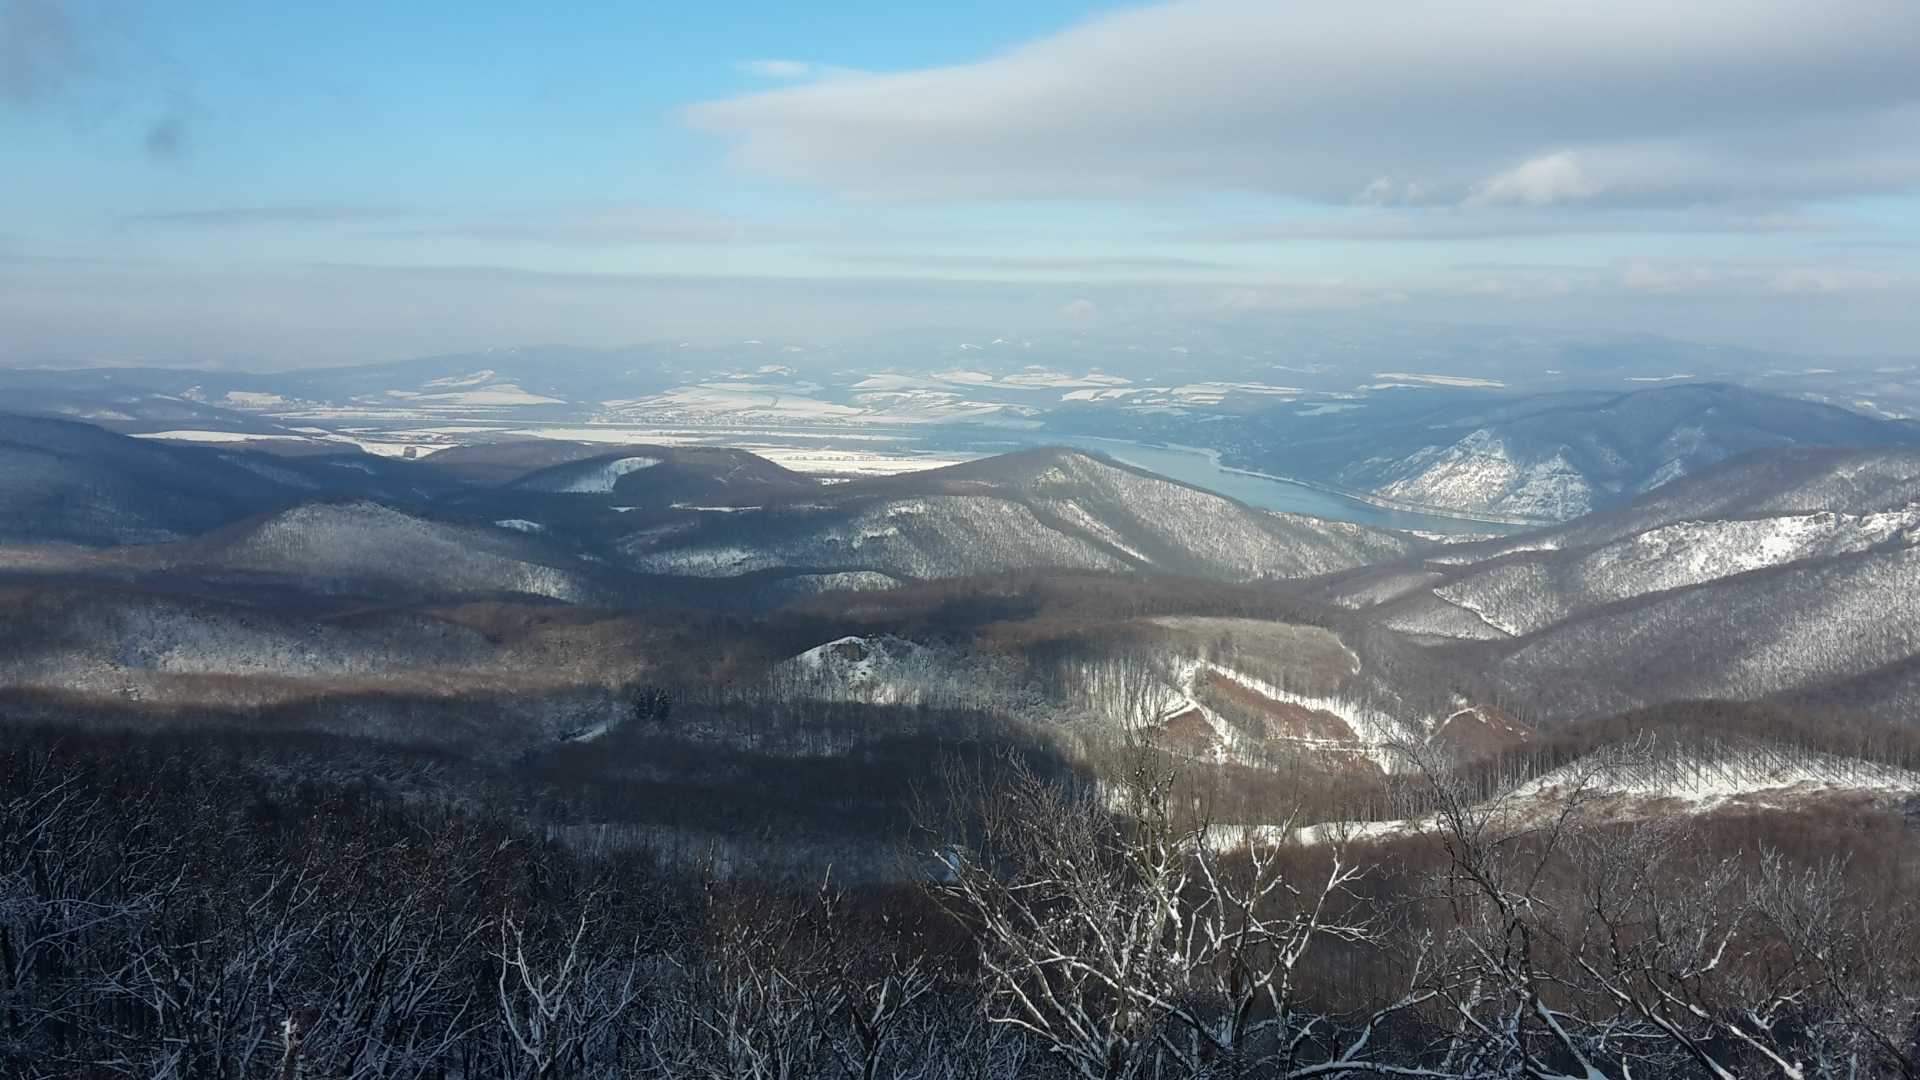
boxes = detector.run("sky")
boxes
[3,0,1919,369]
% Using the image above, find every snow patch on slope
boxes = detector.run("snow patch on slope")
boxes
[1432,505,1920,639]
[1216,742,1920,852]
[552,455,661,493]
[1513,743,1920,812]
[1372,430,1593,520]
[1194,661,1421,773]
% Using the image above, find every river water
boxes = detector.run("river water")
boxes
[1027,436,1515,536]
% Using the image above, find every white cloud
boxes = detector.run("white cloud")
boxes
[1468,152,1599,207]
[687,0,1920,206]
[3,254,1914,367]
[1176,207,1836,243]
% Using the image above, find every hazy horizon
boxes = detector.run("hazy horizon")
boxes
[5,0,1919,369]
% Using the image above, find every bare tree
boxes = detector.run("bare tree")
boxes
[1406,737,1647,1080]
[1408,733,1920,1080]
[495,895,646,1080]
[921,752,1438,1079]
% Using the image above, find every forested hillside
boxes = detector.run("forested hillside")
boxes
[3,418,1919,1077]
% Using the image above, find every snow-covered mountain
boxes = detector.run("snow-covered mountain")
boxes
[12,408,1920,743]
[185,501,608,601]
[618,448,1422,584]
[1315,446,1920,719]
[1328,384,1920,521]
[5,406,1918,873]
[1061,383,1920,524]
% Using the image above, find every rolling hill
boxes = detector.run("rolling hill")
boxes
[0,418,1426,608]
[1311,446,1920,719]
[617,448,1423,584]
[0,414,311,545]
[170,500,612,602]
[503,444,815,504]
[1316,383,1920,522]
[0,414,470,546]
[13,409,1920,734]
[1072,383,1920,523]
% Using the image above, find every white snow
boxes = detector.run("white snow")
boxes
[1053,499,1154,563]
[603,384,862,423]
[323,436,449,458]
[1367,373,1507,388]
[1170,381,1304,400]
[501,425,902,445]
[423,370,499,388]
[1562,507,1920,605]
[782,635,945,705]
[1418,510,1920,641]
[552,455,661,493]
[1060,387,1147,402]
[998,370,1133,389]
[733,446,977,477]
[1510,743,1920,812]
[1195,661,1418,773]
[221,391,287,407]
[494,519,546,533]
[415,383,566,407]
[1219,744,1920,852]
[130,430,310,443]
[1205,819,1412,852]
[1375,430,1592,521]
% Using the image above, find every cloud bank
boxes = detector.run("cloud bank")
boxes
[688,0,1920,206]
[2,254,1911,369]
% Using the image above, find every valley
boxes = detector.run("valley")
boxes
[12,341,1919,528]
[6,407,1918,828]
[4,389,1919,1079]
[13,3,1920,1070]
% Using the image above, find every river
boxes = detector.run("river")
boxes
[1023,436,1516,536]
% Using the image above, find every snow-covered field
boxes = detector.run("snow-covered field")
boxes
[401,382,566,407]
[1366,373,1508,389]
[131,430,311,443]
[728,445,978,477]
[153,415,981,478]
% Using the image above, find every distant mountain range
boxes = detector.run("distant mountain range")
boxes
[4,407,1920,859]
[615,448,1419,584]
[1060,383,1920,523]
[0,419,1415,604]
[5,349,1919,529]
[9,405,1920,733]
[0,413,463,546]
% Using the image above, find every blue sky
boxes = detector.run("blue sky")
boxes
[3,0,1918,368]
